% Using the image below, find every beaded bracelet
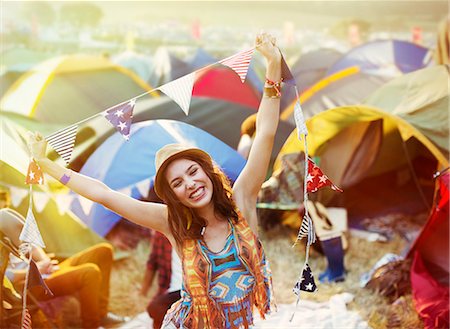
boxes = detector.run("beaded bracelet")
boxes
[264,77,283,98]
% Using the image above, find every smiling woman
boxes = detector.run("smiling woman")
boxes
[28,32,282,328]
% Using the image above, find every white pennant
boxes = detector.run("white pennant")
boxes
[20,207,46,248]
[9,187,28,208]
[77,195,94,216]
[32,192,50,213]
[46,125,78,165]
[55,193,75,215]
[136,179,151,198]
[219,48,254,83]
[118,186,132,196]
[158,73,195,115]
[294,101,308,139]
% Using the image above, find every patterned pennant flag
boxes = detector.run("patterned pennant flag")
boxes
[25,160,44,185]
[296,213,316,245]
[28,260,53,296]
[219,48,254,83]
[294,101,308,138]
[281,53,295,85]
[46,125,78,165]
[158,73,195,115]
[102,99,136,140]
[19,207,46,248]
[307,158,343,193]
[21,308,32,329]
[293,263,318,295]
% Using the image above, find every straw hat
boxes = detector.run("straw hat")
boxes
[154,144,211,199]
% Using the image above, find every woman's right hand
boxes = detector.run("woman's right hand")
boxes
[27,131,48,161]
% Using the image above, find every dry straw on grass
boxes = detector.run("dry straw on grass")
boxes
[108,225,423,328]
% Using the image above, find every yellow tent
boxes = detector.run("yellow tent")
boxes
[1,55,157,124]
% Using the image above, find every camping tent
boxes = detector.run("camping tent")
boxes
[70,119,247,236]
[407,169,449,328]
[274,66,449,220]
[281,66,390,123]
[326,39,433,76]
[112,51,154,83]
[147,47,192,87]
[192,66,261,109]
[0,117,105,258]
[0,54,156,124]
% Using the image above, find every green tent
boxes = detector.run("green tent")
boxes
[0,116,106,259]
[274,65,449,220]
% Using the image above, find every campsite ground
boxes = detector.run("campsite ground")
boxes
[104,225,423,329]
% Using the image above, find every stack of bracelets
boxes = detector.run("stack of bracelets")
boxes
[263,77,283,99]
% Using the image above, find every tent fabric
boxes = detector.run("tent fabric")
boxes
[147,47,192,87]
[112,51,154,82]
[365,65,450,161]
[70,119,247,236]
[408,170,449,328]
[0,54,155,124]
[192,66,261,109]
[326,40,433,76]
[0,118,105,258]
[188,48,217,70]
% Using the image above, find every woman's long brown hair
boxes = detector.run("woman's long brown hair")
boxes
[158,153,239,247]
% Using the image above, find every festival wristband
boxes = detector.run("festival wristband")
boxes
[59,170,72,185]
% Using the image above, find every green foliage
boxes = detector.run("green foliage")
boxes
[21,1,55,26]
[59,2,103,28]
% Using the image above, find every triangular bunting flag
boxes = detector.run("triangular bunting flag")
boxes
[307,158,343,193]
[102,99,136,140]
[46,125,78,165]
[55,193,75,215]
[19,207,46,248]
[293,263,318,295]
[296,213,316,245]
[28,260,53,296]
[118,186,132,196]
[158,73,195,115]
[25,160,44,185]
[136,179,151,199]
[32,192,50,213]
[294,101,308,138]
[281,53,295,85]
[219,48,254,83]
[10,187,28,208]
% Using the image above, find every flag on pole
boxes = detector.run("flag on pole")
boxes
[102,99,136,140]
[219,48,254,83]
[46,125,78,165]
[19,206,46,248]
[293,263,318,295]
[25,160,44,185]
[306,158,343,193]
[158,73,195,115]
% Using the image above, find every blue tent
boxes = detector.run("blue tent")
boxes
[326,39,433,76]
[70,119,246,236]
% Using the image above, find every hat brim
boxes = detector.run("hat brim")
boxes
[154,148,211,199]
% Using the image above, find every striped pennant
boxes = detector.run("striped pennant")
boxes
[158,73,195,115]
[46,125,78,165]
[219,48,254,83]
[294,100,308,139]
[20,205,46,248]
[296,213,316,245]
[21,308,32,329]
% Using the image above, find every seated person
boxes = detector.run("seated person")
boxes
[141,231,181,329]
[0,191,127,329]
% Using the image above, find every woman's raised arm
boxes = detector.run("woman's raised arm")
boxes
[28,132,170,235]
[233,33,281,232]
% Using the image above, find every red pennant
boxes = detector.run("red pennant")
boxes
[306,158,343,193]
[25,160,44,185]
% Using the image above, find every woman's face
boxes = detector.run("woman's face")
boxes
[165,158,214,209]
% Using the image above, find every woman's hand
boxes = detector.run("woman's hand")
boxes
[27,131,48,161]
[255,32,281,63]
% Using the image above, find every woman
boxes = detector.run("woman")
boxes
[29,32,282,329]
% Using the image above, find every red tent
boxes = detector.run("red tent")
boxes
[192,66,261,110]
[408,169,449,328]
